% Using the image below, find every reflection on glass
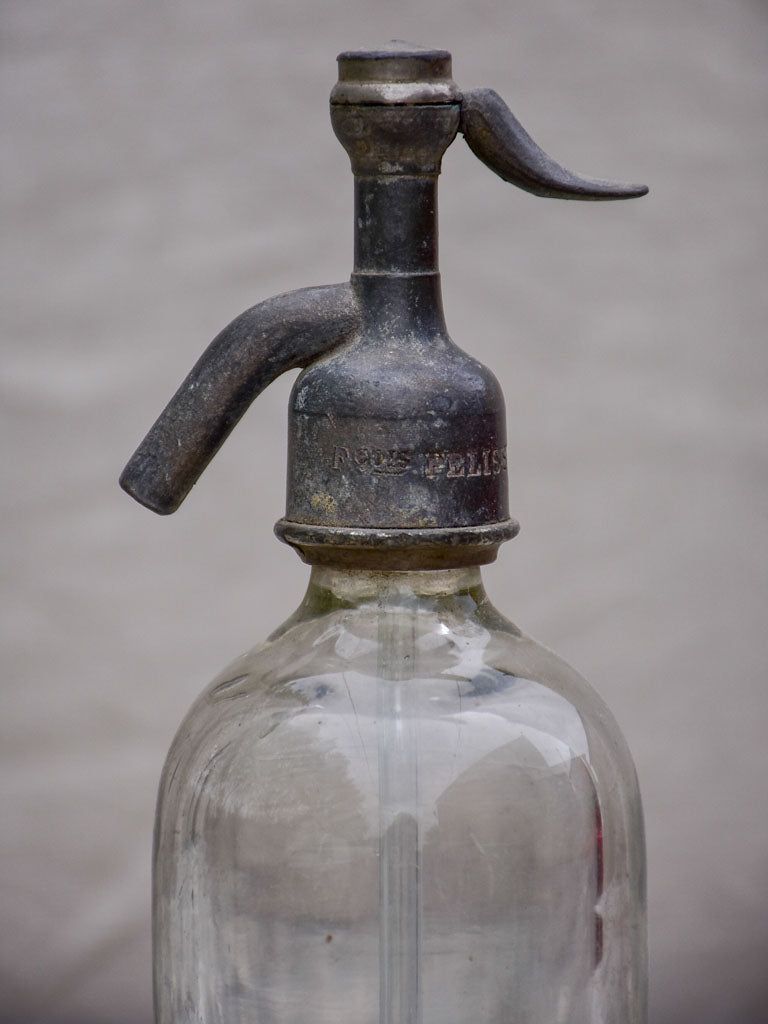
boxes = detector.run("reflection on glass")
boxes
[154,567,646,1023]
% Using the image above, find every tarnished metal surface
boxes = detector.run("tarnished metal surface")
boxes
[282,271,510,533]
[274,522,520,570]
[460,88,649,200]
[330,41,460,106]
[121,43,647,568]
[119,283,360,514]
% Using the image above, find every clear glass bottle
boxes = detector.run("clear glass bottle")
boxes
[153,566,646,1023]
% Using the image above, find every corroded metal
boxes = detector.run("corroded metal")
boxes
[121,44,647,568]
[120,283,361,514]
[460,89,649,200]
[330,41,460,106]
[274,522,520,570]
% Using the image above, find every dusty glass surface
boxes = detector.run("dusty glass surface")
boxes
[154,567,646,1023]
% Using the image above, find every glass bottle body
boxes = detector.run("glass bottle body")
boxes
[154,566,646,1023]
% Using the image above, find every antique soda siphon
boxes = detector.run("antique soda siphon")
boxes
[122,43,648,1024]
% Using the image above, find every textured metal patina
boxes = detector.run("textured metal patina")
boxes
[119,284,361,515]
[330,41,460,106]
[120,44,646,569]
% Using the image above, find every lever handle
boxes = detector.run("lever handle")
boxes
[460,88,648,201]
[120,283,361,514]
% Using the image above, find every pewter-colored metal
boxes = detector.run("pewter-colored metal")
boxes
[273,522,520,570]
[330,41,460,106]
[460,89,649,200]
[120,283,361,515]
[121,44,647,568]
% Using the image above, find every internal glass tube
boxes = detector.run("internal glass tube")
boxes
[377,586,421,1024]
[153,567,646,1023]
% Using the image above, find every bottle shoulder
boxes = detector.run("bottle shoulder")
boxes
[291,334,503,420]
[163,598,639,803]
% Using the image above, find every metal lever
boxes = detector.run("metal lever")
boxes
[460,88,648,201]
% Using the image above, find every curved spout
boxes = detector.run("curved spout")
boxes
[120,283,361,514]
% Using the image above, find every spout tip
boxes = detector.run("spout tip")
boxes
[119,460,180,516]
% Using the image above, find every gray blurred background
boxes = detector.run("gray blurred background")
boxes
[2,1,766,1022]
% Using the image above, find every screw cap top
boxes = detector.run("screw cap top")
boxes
[332,42,460,105]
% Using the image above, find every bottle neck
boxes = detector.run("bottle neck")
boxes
[302,565,487,612]
[353,176,438,275]
[351,174,447,340]
[330,99,459,343]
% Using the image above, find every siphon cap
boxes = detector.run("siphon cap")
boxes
[331,42,461,105]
